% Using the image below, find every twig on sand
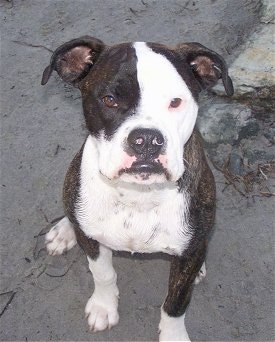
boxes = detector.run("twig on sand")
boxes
[12,40,53,53]
[0,291,16,318]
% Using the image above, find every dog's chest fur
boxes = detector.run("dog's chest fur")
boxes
[75,136,191,255]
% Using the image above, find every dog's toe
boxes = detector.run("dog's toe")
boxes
[85,288,119,332]
[86,305,119,332]
[45,217,77,255]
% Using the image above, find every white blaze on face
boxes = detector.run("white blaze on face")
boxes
[96,42,198,183]
[134,42,198,181]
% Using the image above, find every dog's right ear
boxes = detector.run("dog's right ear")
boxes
[41,36,105,87]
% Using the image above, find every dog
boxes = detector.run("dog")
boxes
[41,36,233,341]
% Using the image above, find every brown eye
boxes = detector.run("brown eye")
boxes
[169,98,182,109]
[102,95,118,108]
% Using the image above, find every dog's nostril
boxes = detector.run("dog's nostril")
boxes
[152,136,164,146]
[135,137,144,145]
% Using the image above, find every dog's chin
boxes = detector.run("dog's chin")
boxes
[117,161,170,185]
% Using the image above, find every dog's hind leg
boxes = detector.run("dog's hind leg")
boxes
[85,244,119,332]
[45,216,77,255]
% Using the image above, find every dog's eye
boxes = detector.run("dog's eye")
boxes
[102,95,118,108]
[169,98,182,109]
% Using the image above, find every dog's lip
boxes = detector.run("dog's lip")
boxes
[119,161,165,175]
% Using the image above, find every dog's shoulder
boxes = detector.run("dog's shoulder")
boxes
[63,141,86,224]
[180,129,214,188]
[181,129,216,238]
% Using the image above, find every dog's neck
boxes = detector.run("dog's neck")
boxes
[100,173,180,210]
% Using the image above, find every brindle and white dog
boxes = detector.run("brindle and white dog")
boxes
[42,36,233,341]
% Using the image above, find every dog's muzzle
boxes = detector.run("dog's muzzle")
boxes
[118,128,169,182]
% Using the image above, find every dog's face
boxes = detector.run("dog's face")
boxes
[42,37,233,185]
[81,42,200,184]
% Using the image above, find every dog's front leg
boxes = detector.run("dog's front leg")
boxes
[85,244,119,332]
[159,243,206,341]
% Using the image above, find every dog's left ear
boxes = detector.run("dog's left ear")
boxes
[41,36,105,87]
[176,42,234,96]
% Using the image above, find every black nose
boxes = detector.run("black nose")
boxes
[127,128,164,158]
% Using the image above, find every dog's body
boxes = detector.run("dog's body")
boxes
[42,37,233,340]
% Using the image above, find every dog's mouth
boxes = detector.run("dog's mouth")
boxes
[118,161,170,182]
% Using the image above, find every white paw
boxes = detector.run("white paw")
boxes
[45,217,77,255]
[159,309,190,341]
[85,284,119,332]
[194,262,206,285]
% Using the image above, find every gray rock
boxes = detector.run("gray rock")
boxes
[229,25,274,95]
[264,126,275,145]
[213,0,274,99]
[261,0,275,24]
[197,102,259,145]
[228,152,245,175]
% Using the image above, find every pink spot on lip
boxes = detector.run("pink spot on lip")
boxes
[103,153,137,180]
[154,154,168,168]
[120,153,137,169]
[115,153,168,179]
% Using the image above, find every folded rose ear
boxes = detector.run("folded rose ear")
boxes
[176,42,234,96]
[41,36,105,87]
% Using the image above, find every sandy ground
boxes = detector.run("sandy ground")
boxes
[1,0,274,341]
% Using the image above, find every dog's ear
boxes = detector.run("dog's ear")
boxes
[176,42,234,96]
[41,36,105,87]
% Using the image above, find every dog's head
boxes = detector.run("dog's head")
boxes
[42,36,233,185]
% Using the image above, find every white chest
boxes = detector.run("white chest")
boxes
[77,182,191,256]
